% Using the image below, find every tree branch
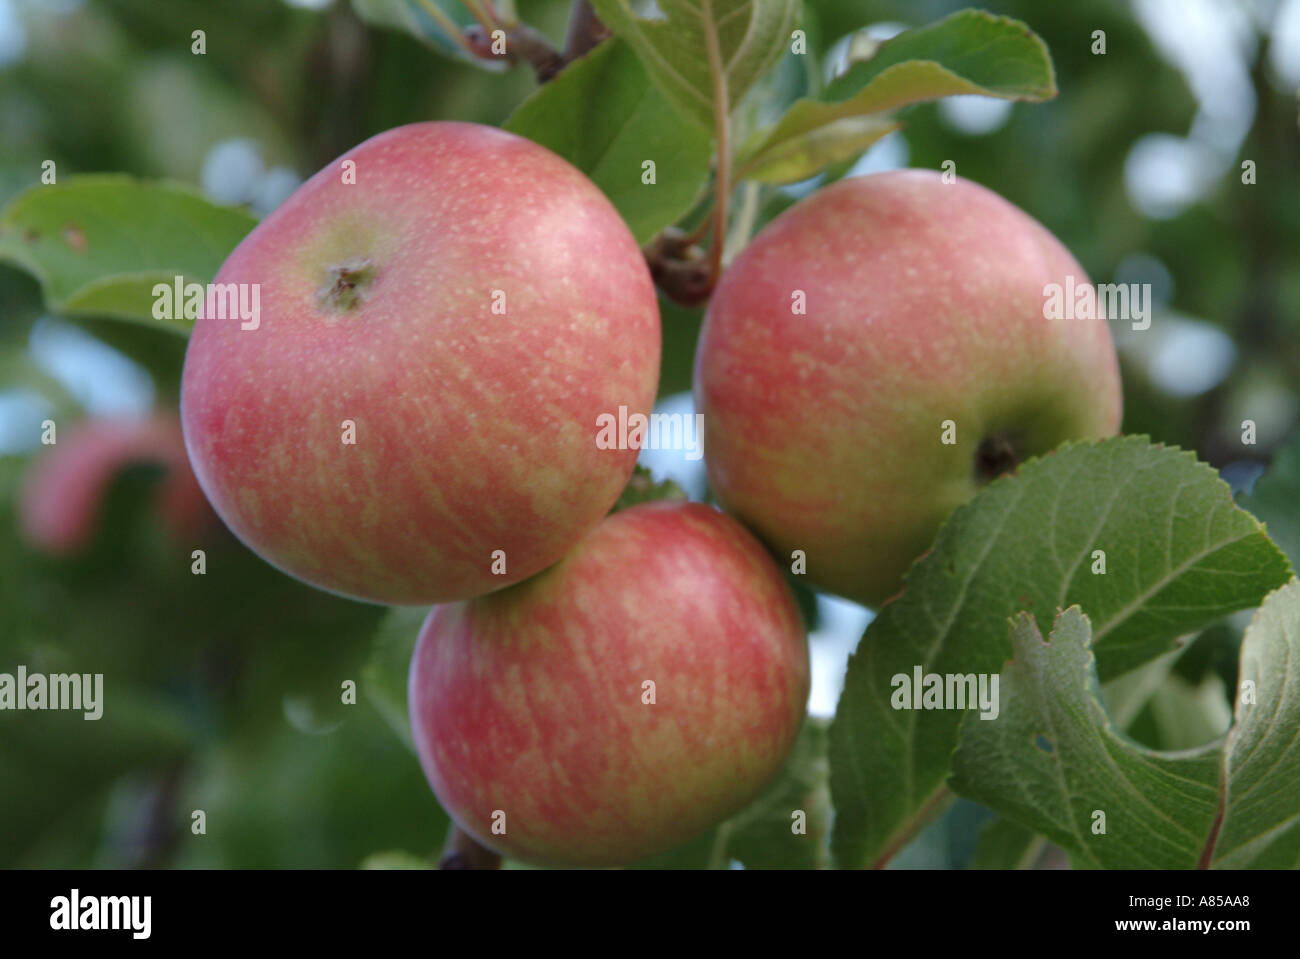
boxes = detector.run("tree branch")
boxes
[438,823,503,869]
[701,0,730,289]
[564,0,609,61]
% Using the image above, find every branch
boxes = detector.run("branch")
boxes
[464,22,566,82]
[564,0,609,61]
[438,823,503,869]
[701,0,730,289]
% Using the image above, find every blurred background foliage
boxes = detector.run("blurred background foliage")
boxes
[0,0,1296,868]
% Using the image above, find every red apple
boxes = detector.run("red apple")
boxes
[408,500,810,867]
[694,170,1122,607]
[19,413,214,554]
[181,121,659,605]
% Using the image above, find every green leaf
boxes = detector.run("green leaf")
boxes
[360,850,433,869]
[0,176,257,334]
[361,606,428,753]
[970,817,1044,870]
[611,464,688,512]
[952,608,1222,869]
[590,0,798,130]
[1141,674,1233,752]
[951,581,1300,869]
[1239,431,1300,569]
[740,115,899,185]
[718,718,830,868]
[828,436,1293,868]
[629,716,830,868]
[1214,580,1300,868]
[351,0,486,66]
[504,40,712,245]
[1099,645,1183,730]
[737,9,1056,182]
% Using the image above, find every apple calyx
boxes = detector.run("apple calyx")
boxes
[612,465,688,512]
[318,258,376,312]
[644,227,714,307]
[974,431,1023,483]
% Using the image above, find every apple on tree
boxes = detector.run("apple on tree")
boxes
[408,500,810,868]
[181,121,660,605]
[694,170,1123,608]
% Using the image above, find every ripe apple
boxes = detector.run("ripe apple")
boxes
[408,500,810,867]
[694,170,1122,608]
[181,121,659,605]
[20,414,214,555]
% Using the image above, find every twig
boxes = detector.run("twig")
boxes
[564,0,609,61]
[439,823,503,869]
[701,0,730,288]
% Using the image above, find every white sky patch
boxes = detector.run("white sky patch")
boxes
[808,594,874,719]
[0,0,26,66]
[0,389,51,454]
[844,130,909,180]
[1268,0,1300,87]
[635,391,707,499]
[1126,0,1258,217]
[29,318,154,417]
[938,95,1013,136]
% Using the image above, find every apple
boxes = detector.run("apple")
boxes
[20,414,214,555]
[408,500,810,867]
[181,121,659,605]
[694,170,1122,608]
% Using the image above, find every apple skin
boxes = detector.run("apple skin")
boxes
[181,121,659,605]
[408,500,810,867]
[694,170,1122,608]
[20,414,214,555]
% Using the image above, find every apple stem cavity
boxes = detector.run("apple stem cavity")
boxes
[975,431,1022,483]
[319,258,376,312]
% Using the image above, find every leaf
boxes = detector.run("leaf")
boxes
[360,850,433,869]
[970,817,1044,870]
[361,606,429,753]
[590,0,798,130]
[951,581,1300,869]
[0,176,257,334]
[828,436,1293,868]
[1239,430,1300,569]
[1142,674,1233,752]
[952,608,1222,869]
[1099,645,1183,730]
[504,40,713,245]
[718,718,830,868]
[351,0,487,66]
[740,115,899,185]
[1213,580,1300,868]
[629,716,830,868]
[737,9,1056,181]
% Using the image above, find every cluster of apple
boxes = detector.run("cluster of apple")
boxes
[178,121,1121,867]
